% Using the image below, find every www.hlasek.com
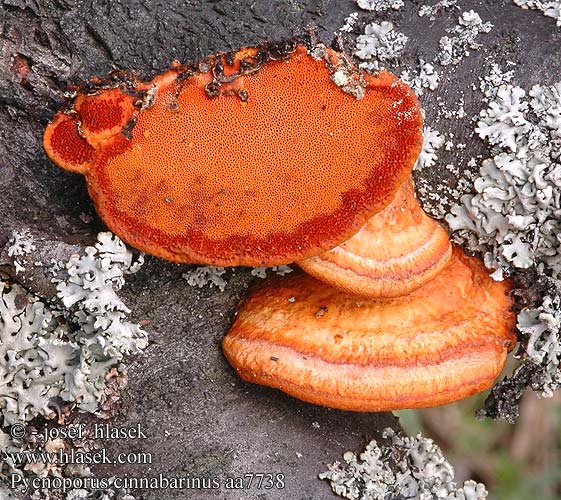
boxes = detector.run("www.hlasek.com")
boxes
[10,473,287,493]
[8,447,152,466]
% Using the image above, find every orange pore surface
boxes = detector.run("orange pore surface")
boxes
[44,44,423,266]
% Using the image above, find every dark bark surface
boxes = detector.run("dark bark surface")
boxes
[1,0,561,499]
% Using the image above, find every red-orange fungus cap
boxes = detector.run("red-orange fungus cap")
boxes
[74,88,136,145]
[223,246,517,412]
[43,42,423,266]
[43,113,96,174]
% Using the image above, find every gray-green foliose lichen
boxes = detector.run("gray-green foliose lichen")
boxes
[320,428,488,500]
[447,80,561,280]
[1,232,147,425]
[446,67,561,419]
[513,0,561,27]
[356,0,404,13]
[354,21,408,72]
[1,232,144,499]
[182,264,292,291]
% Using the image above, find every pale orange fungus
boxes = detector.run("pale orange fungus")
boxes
[43,42,423,266]
[298,176,452,297]
[223,245,517,412]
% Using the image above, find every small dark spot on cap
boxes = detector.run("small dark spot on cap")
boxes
[315,305,328,318]
[213,59,225,78]
[205,82,221,99]
[122,117,138,140]
[224,52,236,66]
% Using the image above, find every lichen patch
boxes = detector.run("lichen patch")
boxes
[320,428,488,499]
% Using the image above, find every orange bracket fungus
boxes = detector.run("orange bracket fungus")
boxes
[44,37,515,413]
[298,175,452,298]
[222,246,516,412]
[43,40,423,267]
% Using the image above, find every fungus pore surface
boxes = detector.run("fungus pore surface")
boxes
[223,246,516,412]
[43,42,422,266]
[298,176,452,298]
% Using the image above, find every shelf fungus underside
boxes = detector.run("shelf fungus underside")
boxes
[43,42,422,267]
